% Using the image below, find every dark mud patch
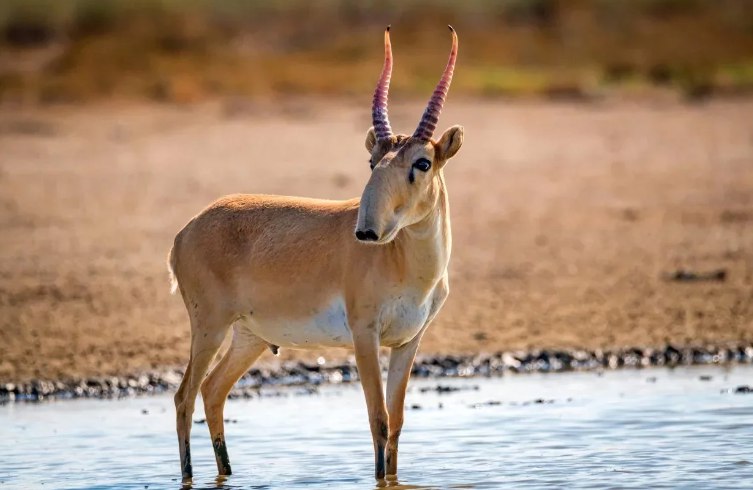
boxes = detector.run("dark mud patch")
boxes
[663,269,727,282]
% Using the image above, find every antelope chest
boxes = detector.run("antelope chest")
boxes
[376,289,436,347]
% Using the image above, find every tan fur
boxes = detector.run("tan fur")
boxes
[169,126,463,482]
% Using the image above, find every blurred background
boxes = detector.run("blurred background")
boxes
[2,0,753,103]
[0,0,751,384]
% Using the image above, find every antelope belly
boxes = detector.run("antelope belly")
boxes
[247,296,353,349]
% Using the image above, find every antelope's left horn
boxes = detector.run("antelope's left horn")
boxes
[413,26,458,142]
[372,26,394,141]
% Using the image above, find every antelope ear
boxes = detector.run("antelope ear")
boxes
[365,127,377,153]
[436,125,464,164]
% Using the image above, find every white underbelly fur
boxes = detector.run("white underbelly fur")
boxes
[244,296,353,349]
[240,290,435,350]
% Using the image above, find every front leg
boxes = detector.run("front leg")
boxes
[386,278,448,478]
[352,326,389,480]
[385,330,424,479]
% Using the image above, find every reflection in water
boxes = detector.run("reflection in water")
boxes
[2,366,753,489]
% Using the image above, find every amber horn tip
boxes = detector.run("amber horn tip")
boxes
[448,25,454,32]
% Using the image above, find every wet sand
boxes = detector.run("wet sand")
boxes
[0,98,752,383]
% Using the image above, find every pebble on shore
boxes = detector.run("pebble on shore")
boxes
[2,342,752,404]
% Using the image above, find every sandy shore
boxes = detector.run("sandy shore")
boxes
[1,98,751,383]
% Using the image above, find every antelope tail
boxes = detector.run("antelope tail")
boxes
[167,246,179,295]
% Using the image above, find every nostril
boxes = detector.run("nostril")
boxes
[355,229,379,242]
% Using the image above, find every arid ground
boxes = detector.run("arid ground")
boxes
[1,98,751,382]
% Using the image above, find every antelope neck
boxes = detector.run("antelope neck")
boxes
[391,175,451,292]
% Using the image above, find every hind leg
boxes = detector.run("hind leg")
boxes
[201,326,266,476]
[175,310,230,481]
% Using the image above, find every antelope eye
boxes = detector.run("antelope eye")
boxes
[412,158,431,172]
[369,158,375,170]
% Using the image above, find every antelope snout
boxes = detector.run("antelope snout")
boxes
[355,229,379,242]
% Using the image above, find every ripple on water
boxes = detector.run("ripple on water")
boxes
[2,365,753,489]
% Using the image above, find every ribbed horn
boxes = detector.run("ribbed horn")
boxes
[372,26,393,141]
[413,25,458,142]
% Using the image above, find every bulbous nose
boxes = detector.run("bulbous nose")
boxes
[355,229,379,242]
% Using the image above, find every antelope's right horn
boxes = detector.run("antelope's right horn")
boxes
[413,26,458,142]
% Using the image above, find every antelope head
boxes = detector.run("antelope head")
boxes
[355,26,464,244]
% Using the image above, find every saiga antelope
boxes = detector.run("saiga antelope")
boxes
[168,26,463,482]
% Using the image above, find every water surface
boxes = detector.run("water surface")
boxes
[2,366,752,489]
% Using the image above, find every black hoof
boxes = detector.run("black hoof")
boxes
[214,435,232,476]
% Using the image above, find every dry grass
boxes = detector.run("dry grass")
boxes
[1,0,753,103]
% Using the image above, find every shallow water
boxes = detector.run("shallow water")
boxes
[2,366,752,489]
